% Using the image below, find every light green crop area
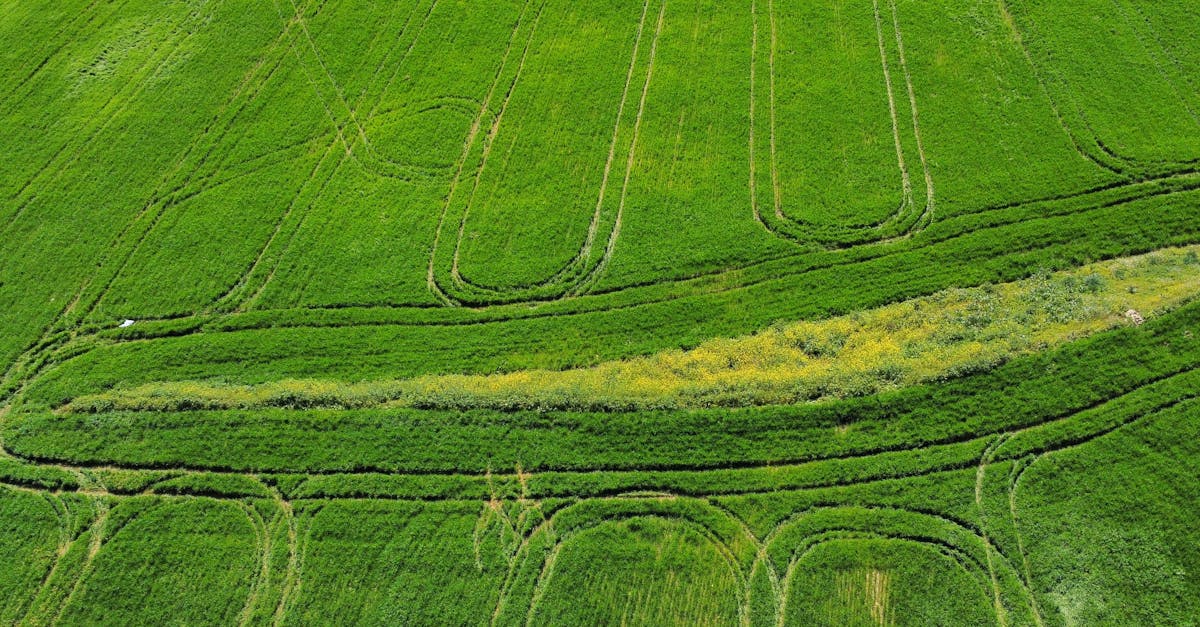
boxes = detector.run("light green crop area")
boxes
[1,0,1199,624]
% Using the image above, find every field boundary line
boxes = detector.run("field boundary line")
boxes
[14,492,80,626]
[62,0,324,328]
[236,501,273,627]
[43,500,109,626]
[994,0,1125,175]
[0,9,1104,319]
[13,357,1200,480]
[348,1,422,111]
[519,538,559,627]
[707,499,786,626]
[767,503,1043,623]
[158,173,1187,318]
[495,501,752,627]
[887,0,935,231]
[997,0,1200,176]
[164,0,419,214]
[282,0,457,182]
[766,507,991,623]
[0,0,303,402]
[9,0,1200,377]
[32,122,1147,324]
[975,435,1014,627]
[445,3,550,293]
[779,530,986,623]
[13,237,1200,428]
[0,377,1192,511]
[351,0,462,182]
[276,498,298,627]
[9,369,1198,508]
[568,0,667,298]
[273,503,320,626]
[206,0,363,312]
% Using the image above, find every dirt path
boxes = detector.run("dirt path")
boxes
[474,0,657,295]
[45,501,109,626]
[272,499,303,627]
[236,502,273,626]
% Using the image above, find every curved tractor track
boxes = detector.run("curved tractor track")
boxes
[2,344,1196,622]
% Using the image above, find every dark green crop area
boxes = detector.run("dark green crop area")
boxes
[1,0,1198,624]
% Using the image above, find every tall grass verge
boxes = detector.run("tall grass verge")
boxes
[65,246,1200,413]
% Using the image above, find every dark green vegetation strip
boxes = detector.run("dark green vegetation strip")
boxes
[9,301,1199,478]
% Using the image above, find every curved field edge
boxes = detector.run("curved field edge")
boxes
[59,245,1200,413]
[50,497,260,626]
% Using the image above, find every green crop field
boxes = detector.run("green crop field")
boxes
[1,0,1198,624]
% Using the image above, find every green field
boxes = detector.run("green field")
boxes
[1,0,1198,624]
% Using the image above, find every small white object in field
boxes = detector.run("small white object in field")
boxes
[119,319,136,328]
[1124,309,1144,326]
